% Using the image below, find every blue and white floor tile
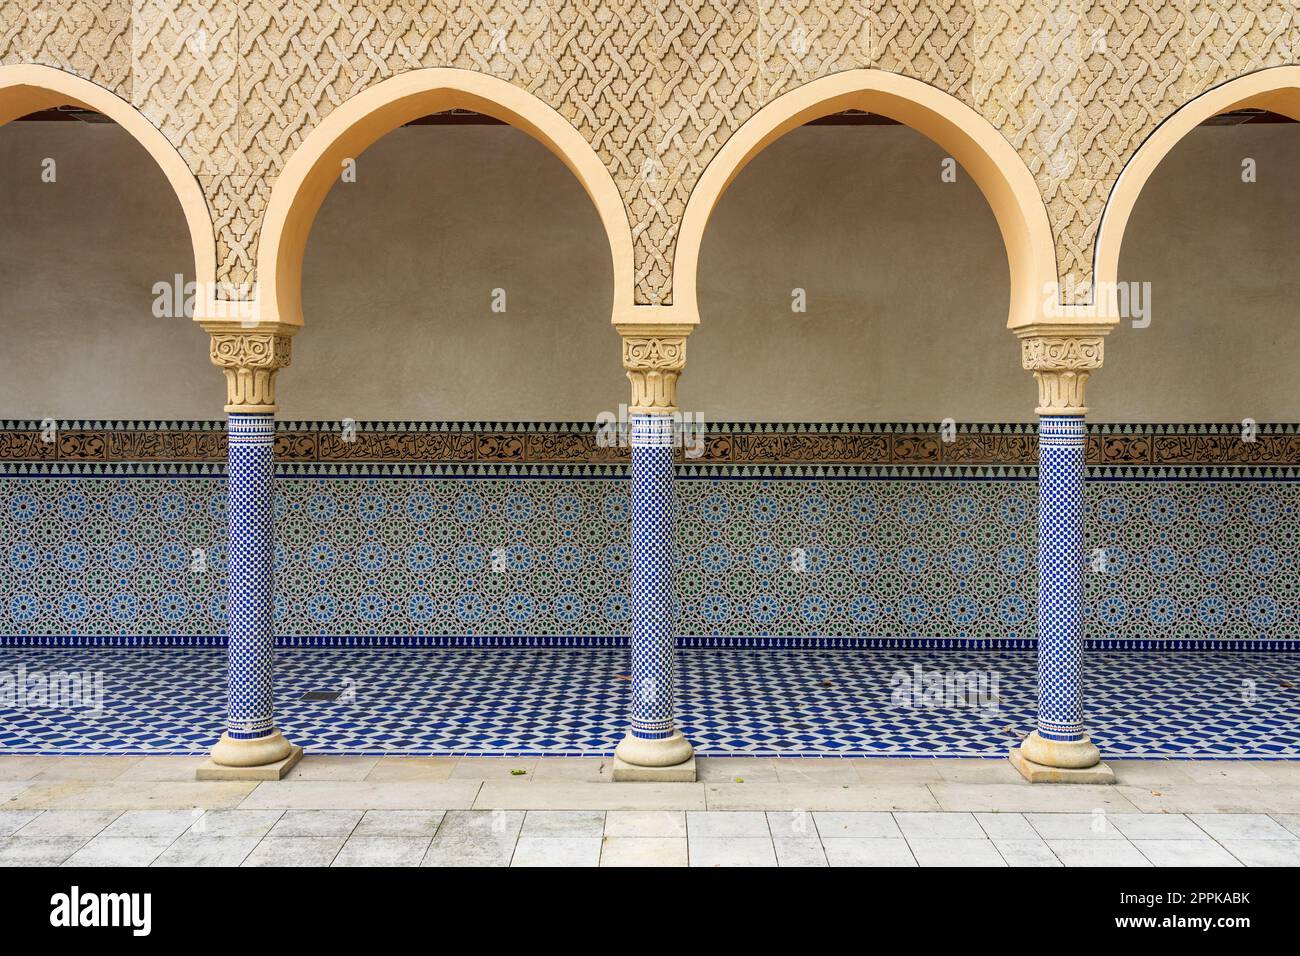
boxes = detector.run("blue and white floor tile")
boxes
[0,648,1296,757]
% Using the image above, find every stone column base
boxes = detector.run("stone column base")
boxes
[612,731,696,781]
[1010,735,1115,784]
[1019,729,1101,768]
[196,731,303,780]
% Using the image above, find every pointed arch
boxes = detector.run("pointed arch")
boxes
[257,68,635,327]
[1095,66,1300,294]
[674,69,1057,329]
[0,63,216,291]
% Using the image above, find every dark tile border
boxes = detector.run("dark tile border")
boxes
[2,421,1298,471]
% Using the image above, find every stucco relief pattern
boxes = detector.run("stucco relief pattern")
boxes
[1,2,1296,302]
[0,2,133,94]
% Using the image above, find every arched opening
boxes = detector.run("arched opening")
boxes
[1084,68,1300,653]
[258,68,635,329]
[675,70,1056,331]
[0,67,222,653]
[0,65,215,288]
[247,70,635,660]
[1099,99,1300,422]
[1094,67,1300,298]
[674,75,1036,659]
[692,116,1016,421]
[0,65,216,418]
[291,113,621,419]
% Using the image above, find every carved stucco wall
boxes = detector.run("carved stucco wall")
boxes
[2,1,1296,306]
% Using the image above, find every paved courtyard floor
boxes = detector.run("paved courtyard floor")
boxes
[2,755,1299,866]
[2,647,1298,756]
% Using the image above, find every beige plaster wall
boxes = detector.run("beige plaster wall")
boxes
[0,122,209,419]
[1,119,1297,422]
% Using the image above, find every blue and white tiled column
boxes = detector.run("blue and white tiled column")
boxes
[202,325,301,775]
[1017,331,1106,772]
[613,326,694,773]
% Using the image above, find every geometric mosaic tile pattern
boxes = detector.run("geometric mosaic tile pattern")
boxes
[0,647,1296,758]
[1034,415,1088,742]
[2,473,1299,644]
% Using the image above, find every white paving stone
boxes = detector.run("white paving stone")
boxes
[63,836,175,867]
[437,809,524,841]
[333,836,431,867]
[511,836,602,867]
[13,809,120,837]
[187,809,284,838]
[153,835,260,867]
[1132,839,1243,867]
[907,837,1007,867]
[1219,839,1300,867]
[421,810,521,866]
[353,810,445,837]
[1269,814,1300,838]
[689,837,778,867]
[422,839,513,867]
[696,758,780,783]
[686,810,770,838]
[242,836,345,867]
[894,811,983,840]
[810,811,901,839]
[0,836,86,866]
[101,809,204,839]
[772,837,828,867]
[285,756,381,781]
[973,812,1036,840]
[1188,813,1295,841]
[1109,813,1205,841]
[1180,762,1276,785]
[520,810,605,838]
[269,809,364,837]
[767,809,820,840]
[0,810,42,836]
[0,757,61,781]
[116,756,209,782]
[992,839,1060,867]
[600,837,688,867]
[604,810,686,838]
[1025,812,1128,841]
[1047,839,1151,867]
[822,838,917,867]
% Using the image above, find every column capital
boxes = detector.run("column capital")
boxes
[1016,325,1108,416]
[615,323,692,416]
[201,321,297,413]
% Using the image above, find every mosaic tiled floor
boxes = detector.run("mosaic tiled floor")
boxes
[1,648,1297,757]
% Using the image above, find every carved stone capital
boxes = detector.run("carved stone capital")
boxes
[1018,331,1105,416]
[616,323,691,415]
[203,322,297,413]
